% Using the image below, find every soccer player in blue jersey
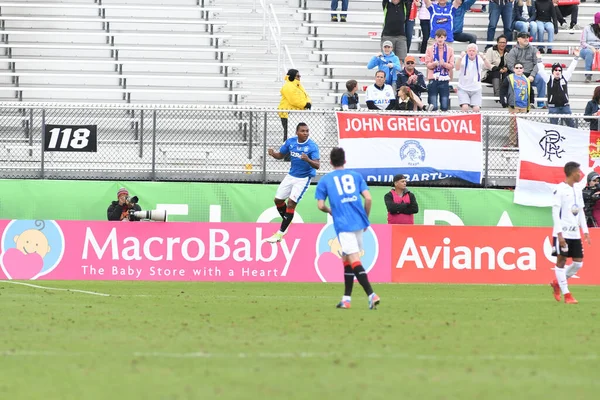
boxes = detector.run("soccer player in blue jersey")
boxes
[265,122,320,243]
[315,147,380,310]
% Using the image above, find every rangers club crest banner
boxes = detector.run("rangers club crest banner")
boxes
[335,112,483,184]
[514,119,600,207]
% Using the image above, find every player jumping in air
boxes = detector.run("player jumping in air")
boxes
[315,147,380,310]
[550,161,592,304]
[265,122,320,243]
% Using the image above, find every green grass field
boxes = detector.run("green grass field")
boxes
[1,281,599,400]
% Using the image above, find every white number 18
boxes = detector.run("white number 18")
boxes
[333,174,356,195]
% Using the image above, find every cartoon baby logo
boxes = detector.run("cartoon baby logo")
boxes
[0,220,65,280]
[313,219,379,283]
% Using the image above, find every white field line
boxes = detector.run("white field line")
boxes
[0,280,110,297]
[1,349,598,362]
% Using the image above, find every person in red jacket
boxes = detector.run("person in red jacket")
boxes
[384,174,419,224]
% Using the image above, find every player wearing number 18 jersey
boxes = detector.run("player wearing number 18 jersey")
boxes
[315,147,380,310]
[550,162,592,304]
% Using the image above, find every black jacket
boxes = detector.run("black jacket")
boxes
[384,190,419,215]
[534,0,558,33]
[584,100,600,131]
[397,68,427,99]
[107,201,142,221]
[382,0,410,37]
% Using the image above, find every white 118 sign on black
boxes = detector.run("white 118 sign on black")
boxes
[44,125,97,152]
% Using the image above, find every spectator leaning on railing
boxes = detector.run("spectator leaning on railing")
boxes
[584,86,600,131]
[580,12,600,84]
[535,48,580,127]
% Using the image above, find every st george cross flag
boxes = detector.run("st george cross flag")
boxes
[513,119,598,207]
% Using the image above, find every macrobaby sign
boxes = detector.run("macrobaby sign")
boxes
[336,112,483,184]
[0,220,392,283]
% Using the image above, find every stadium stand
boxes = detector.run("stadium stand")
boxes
[0,0,598,108]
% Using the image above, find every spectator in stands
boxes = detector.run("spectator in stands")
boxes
[424,0,459,46]
[583,171,600,227]
[381,0,410,63]
[533,0,559,54]
[331,0,349,22]
[107,187,142,222]
[512,0,536,38]
[340,80,360,110]
[455,44,493,112]
[500,61,534,146]
[397,55,427,100]
[482,35,509,96]
[397,86,434,110]
[406,0,419,54]
[278,69,311,142]
[505,31,546,108]
[584,86,600,131]
[366,71,397,110]
[486,0,514,47]
[454,0,478,44]
[418,0,431,56]
[368,41,402,88]
[552,0,580,31]
[425,28,455,111]
[536,49,580,127]
[385,174,419,224]
[580,12,600,83]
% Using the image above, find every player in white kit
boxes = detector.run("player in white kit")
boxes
[550,162,592,304]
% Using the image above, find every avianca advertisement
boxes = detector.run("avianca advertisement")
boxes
[391,226,599,285]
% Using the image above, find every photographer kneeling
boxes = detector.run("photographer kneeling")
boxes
[107,187,142,222]
[583,172,600,228]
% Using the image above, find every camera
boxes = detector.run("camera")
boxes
[582,183,600,227]
[128,209,167,222]
[126,195,139,204]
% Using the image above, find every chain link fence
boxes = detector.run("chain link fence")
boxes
[0,103,597,186]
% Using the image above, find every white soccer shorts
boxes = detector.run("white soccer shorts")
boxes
[274,174,311,203]
[338,230,364,256]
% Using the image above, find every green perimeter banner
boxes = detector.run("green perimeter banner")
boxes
[0,180,552,226]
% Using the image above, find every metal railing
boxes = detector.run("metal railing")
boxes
[260,0,295,81]
[0,102,598,186]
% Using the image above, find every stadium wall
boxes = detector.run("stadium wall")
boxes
[0,220,598,285]
[0,179,551,226]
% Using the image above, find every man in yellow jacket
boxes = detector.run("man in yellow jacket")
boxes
[278,69,312,142]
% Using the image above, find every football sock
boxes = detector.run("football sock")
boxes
[555,267,569,294]
[566,261,583,279]
[342,295,351,302]
[343,263,354,296]
[280,208,295,233]
[275,201,286,219]
[352,262,373,296]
